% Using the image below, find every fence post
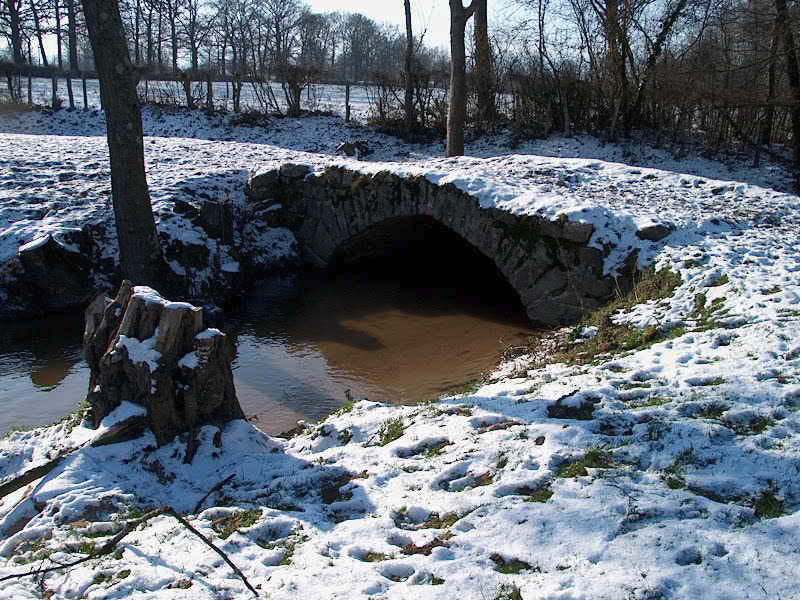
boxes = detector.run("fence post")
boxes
[345,82,351,122]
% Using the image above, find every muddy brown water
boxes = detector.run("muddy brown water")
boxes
[0,268,539,437]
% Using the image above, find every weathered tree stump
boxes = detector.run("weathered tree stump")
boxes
[83,280,244,446]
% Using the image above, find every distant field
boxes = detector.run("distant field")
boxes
[4,76,375,119]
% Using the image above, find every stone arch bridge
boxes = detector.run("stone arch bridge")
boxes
[246,163,623,326]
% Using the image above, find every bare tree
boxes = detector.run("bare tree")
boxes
[447,0,476,156]
[81,0,166,286]
[403,0,415,133]
[473,0,495,127]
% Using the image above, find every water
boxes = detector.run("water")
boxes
[0,269,538,437]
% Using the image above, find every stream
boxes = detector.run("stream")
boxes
[0,261,538,436]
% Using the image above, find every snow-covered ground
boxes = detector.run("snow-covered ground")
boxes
[0,106,798,599]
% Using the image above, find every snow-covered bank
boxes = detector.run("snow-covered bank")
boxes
[0,107,799,599]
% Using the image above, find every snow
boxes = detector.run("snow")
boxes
[115,332,161,372]
[178,351,199,369]
[17,234,50,253]
[0,106,798,599]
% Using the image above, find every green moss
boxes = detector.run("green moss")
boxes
[708,273,730,287]
[379,418,405,446]
[665,476,686,489]
[430,576,445,585]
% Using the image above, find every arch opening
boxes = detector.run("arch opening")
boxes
[328,215,529,324]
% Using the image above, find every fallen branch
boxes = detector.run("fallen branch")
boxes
[0,449,75,501]
[193,473,236,514]
[0,505,259,598]
[0,416,147,503]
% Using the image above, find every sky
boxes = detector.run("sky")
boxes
[304,0,507,51]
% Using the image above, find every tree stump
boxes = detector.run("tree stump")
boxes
[83,280,244,446]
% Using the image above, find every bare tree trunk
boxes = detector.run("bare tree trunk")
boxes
[30,0,49,66]
[403,0,415,134]
[55,0,64,70]
[6,0,24,65]
[67,0,79,109]
[134,0,141,63]
[447,0,476,157]
[51,74,58,108]
[473,0,494,128]
[82,73,88,108]
[774,0,799,166]
[81,0,166,287]
[345,82,350,122]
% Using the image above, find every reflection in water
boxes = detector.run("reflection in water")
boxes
[0,313,87,433]
[0,237,540,436]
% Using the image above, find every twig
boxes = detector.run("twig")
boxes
[0,505,260,598]
[193,473,236,514]
[163,507,259,598]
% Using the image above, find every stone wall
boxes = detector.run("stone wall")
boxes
[247,164,619,326]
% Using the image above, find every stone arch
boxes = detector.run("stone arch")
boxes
[246,164,615,326]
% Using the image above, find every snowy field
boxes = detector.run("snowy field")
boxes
[9,77,374,119]
[0,106,798,599]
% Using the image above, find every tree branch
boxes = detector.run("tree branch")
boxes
[0,505,260,598]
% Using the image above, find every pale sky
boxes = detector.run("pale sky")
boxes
[303,0,508,51]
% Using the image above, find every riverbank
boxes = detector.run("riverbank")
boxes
[0,107,799,598]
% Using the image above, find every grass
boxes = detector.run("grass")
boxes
[708,273,730,287]
[211,509,262,539]
[698,402,728,419]
[490,553,533,574]
[421,512,463,530]
[361,552,391,562]
[378,418,405,446]
[516,486,553,502]
[425,440,452,457]
[543,267,683,366]
[495,583,523,600]
[444,379,482,396]
[752,490,785,519]
[636,395,672,408]
[689,293,726,331]
[556,448,611,478]
[548,399,597,420]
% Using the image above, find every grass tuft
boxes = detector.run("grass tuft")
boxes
[556,448,611,478]
[495,582,523,600]
[543,267,682,366]
[211,509,262,540]
[752,490,785,519]
[378,418,405,446]
[490,553,533,574]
